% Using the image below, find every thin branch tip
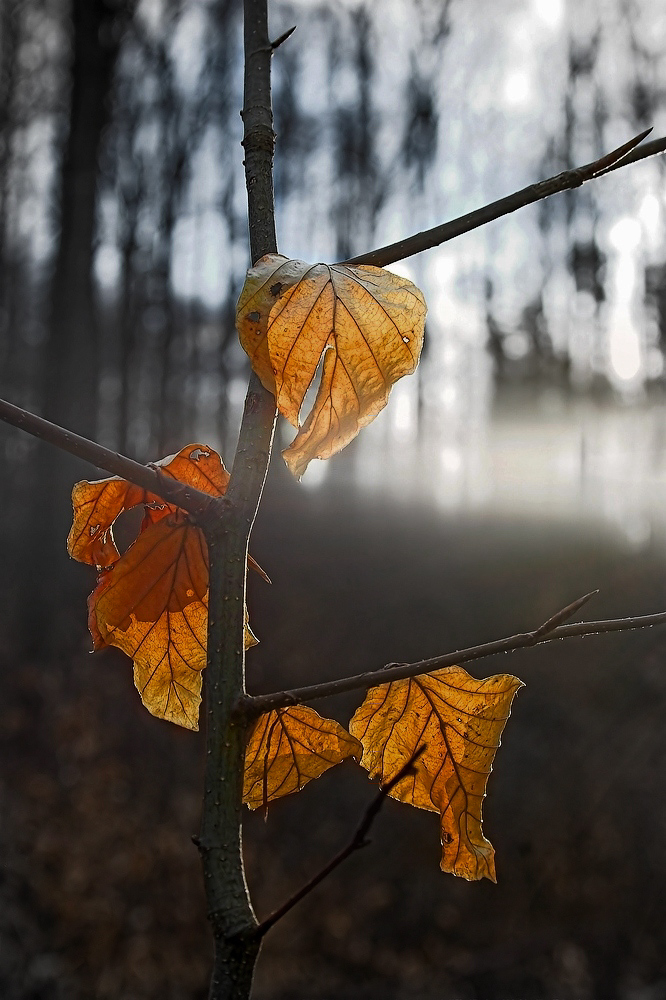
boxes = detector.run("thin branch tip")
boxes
[250,603,666,714]
[346,129,666,268]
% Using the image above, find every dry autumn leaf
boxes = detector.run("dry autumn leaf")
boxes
[243,705,362,810]
[68,444,264,730]
[349,666,523,882]
[237,254,427,477]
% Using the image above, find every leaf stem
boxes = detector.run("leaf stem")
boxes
[344,130,666,268]
[243,597,666,717]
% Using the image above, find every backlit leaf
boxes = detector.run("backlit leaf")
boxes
[349,666,523,881]
[243,705,362,810]
[68,444,230,567]
[68,444,264,730]
[237,254,427,477]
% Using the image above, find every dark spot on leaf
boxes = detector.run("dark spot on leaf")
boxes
[442,832,454,844]
[270,282,283,296]
[248,311,260,322]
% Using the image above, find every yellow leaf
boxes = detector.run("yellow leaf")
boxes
[349,666,523,882]
[237,254,427,477]
[243,705,362,810]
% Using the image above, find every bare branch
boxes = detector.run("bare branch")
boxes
[0,396,220,519]
[244,596,666,717]
[254,748,425,939]
[344,129,666,268]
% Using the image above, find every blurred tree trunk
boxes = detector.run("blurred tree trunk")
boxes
[30,0,124,649]
[0,0,19,390]
[44,0,121,442]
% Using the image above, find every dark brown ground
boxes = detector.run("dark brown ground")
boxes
[2,459,666,999]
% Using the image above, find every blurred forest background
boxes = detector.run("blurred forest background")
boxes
[2,0,666,997]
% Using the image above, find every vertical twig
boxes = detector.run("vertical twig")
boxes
[197,0,279,998]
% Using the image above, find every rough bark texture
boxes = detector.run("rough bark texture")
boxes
[198,1,278,997]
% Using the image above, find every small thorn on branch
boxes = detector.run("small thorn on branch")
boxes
[255,747,425,939]
[586,127,652,176]
[271,24,296,50]
[531,590,599,640]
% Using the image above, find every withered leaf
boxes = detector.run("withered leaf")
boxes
[349,666,523,882]
[243,705,362,810]
[237,255,426,478]
[68,444,263,730]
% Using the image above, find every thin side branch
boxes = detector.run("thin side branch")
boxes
[0,396,220,519]
[254,748,425,939]
[244,596,666,717]
[344,129,666,268]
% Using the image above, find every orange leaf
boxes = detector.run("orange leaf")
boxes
[68,444,264,730]
[349,666,523,882]
[243,705,362,810]
[68,444,230,567]
[237,255,426,477]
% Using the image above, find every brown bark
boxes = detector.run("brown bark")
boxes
[197,1,278,997]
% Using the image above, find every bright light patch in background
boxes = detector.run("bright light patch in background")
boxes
[385,260,415,283]
[503,332,530,360]
[95,246,121,289]
[440,446,462,474]
[426,251,456,286]
[615,255,636,303]
[608,217,641,252]
[609,320,641,382]
[638,192,661,248]
[392,388,416,439]
[639,193,660,228]
[198,212,228,308]
[503,70,531,107]
[170,5,206,93]
[532,0,564,27]
[300,459,328,489]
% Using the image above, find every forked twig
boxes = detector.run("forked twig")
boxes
[244,592,666,717]
[254,747,426,939]
[344,129,666,268]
